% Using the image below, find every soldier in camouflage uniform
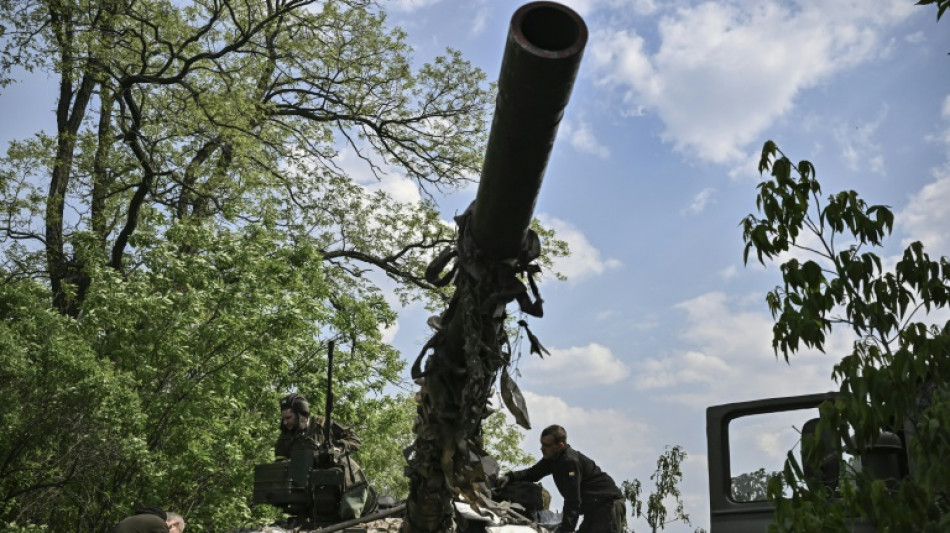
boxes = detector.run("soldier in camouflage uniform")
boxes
[276,393,361,459]
[276,393,373,521]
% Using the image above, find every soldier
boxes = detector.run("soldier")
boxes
[113,507,185,533]
[498,425,626,533]
[275,392,373,521]
[275,393,361,459]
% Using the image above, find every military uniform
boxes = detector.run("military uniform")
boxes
[275,414,372,520]
[508,444,625,533]
[274,414,361,459]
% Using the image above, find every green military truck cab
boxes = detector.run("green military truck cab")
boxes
[706,392,898,533]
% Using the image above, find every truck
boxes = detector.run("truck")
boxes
[706,392,909,533]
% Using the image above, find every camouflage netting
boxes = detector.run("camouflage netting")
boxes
[237,497,556,532]
[237,517,403,532]
[402,207,547,533]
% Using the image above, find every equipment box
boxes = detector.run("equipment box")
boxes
[310,467,344,487]
[252,461,309,505]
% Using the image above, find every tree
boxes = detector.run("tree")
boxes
[742,141,949,531]
[730,468,780,503]
[0,0,490,314]
[0,0,510,530]
[622,446,707,533]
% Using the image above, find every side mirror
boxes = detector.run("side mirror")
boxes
[801,417,839,491]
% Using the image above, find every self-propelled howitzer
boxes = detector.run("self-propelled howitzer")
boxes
[404,3,587,532]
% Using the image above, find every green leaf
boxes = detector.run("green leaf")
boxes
[759,140,778,173]
[797,160,816,180]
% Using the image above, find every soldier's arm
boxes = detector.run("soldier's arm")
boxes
[333,422,361,452]
[275,428,292,460]
[509,458,553,484]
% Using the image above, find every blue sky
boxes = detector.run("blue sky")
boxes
[377,1,950,530]
[1,1,948,531]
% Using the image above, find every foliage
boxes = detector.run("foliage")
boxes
[531,219,571,283]
[0,222,404,530]
[480,410,535,472]
[731,468,781,503]
[917,0,950,21]
[622,446,706,533]
[742,141,950,532]
[0,0,571,530]
[351,393,417,500]
[0,523,49,533]
[0,279,144,531]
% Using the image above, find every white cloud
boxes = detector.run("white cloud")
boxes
[674,292,779,360]
[521,391,651,470]
[539,215,622,281]
[635,350,730,390]
[590,0,914,164]
[375,174,425,204]
[925,96,950,150]
[523,342,630,388]
[754,429,788,462]
[335,147,423,205]
[388,0,444,13]
[727,153,762,181]
[470,8,491,36]
[614,0,660,16]
[380,320,399,344]
[558,0,659,17]
[565,120,611,159]
[720,264,739,280]
[898,168,950,255]
[552,0,596,17]
[683,187,716,214]
[898,95,950,256]
[834,104,889,174]
[635,292,847,406]
[905,31,926,44]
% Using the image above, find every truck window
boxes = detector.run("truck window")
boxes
[727,407,819,502]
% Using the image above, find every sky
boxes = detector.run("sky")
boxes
[1,1,948,532]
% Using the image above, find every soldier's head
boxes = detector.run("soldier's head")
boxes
[280,393,311,431]
[166,512,185,533]
[540,424,567,459]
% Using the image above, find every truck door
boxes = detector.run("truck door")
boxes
[706,392,876,533]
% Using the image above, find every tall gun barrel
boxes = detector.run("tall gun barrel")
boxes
[406,5,588,531]
[471,1,588,260]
